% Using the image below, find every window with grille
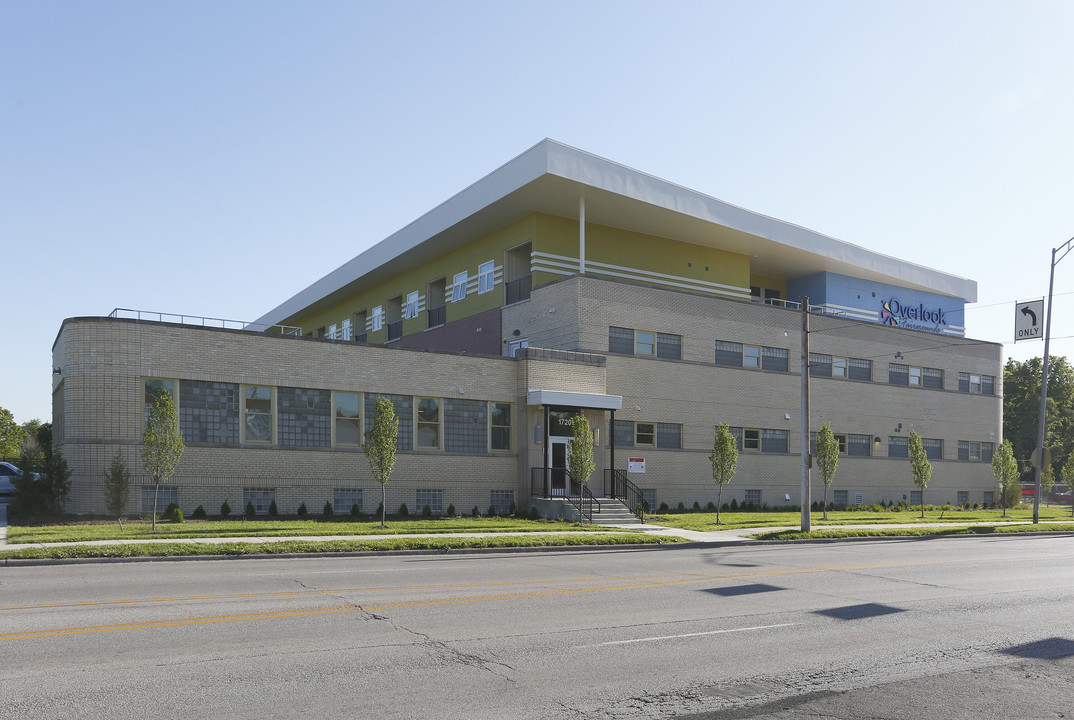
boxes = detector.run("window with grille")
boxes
[889,436,909,458]
[922,438,942,460]
[416,489,443,515]
[656,333,682,360]
[242,488,275,515]
[609,327,635,354]
[847,434,871,457]
[451,271,468,302]
[716,341,743,367]
[141,486,178,514]
[957,491,969,506]
[762,346,788,372]
[656,423,682,449]
[910,490,922,506]
[744,489,762,505]
[490,490,514,515]
[833,490,848,506]
[848,358,871,381]
[615,420,635,448]
[761,429,788,453]
[478,261,495,294]
[334,489,363,514]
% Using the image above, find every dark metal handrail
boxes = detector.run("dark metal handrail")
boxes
[505,275,532,305]
[386,320,402,341]
[605,468,646,520]
[530,466,600,523]
[427,305,446,328]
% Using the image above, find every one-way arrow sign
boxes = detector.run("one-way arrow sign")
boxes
[1015,299,1044,342]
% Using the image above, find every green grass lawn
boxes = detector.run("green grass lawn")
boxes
[648,506,1074,532]
[7,516,625,545]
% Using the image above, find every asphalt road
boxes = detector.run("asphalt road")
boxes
[1,534,1072,720]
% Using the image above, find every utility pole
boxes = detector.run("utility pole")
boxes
[1034,236,1074,523]
[801,296,811,532]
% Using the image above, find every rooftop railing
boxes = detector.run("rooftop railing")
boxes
[108,308,303,336]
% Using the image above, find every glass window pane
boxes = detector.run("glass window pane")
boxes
[743,346,761,367]
[635,331,655,355]
[418,398,439,422]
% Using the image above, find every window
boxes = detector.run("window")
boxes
[478,261,495,294]
[716,341,743,367]
[427,278,446,328]
[636,422,655,446]
[888,436,909,458]
[371,305,384,332]
[614,420,634,448]
[451,271,468,302]
[957,491,969,506]
[416,397,441,449]
[403,291,420,320]
[242,487,275,515]
[743,345,761,368]
[242,385,273,443]
[416,489,443,515]
[353,310,368,342]
[848,358,872,381]
[922,438,943,460]
[983,491,994,505]
[910,490,922,506]
[959,372,995,395]
[386,296,402,341]
[443,398,487,453]
[889,363,909,386]
[504,242,532,304]
[750,286,782,304]
[490,490,515,515]
[744,428,760,450]
[909,366,922,386]
[145,379,176,422]
[508,338,529,357]
[762,347,788,372]
[958,441,993,462]
[761,429,788,453]
[641,489,657,512]
[809,353,833,377]
[328,323,338,339]
[833,490,848,506]
[490,402,511,451]
[744,489,762,505]
[922,367,943,390]
[656,333,682,360]
[634,331,655,356]
[847,434,872,457]
[891,363,942,388]
[832,357,848,378]
[609,327,634,354]
[334,392,362,446]
[341,318,352,341]
[141,486,178,514]
[656,423,682,449]
[334,489,362,514]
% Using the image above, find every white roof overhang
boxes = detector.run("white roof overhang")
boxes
[527,390,623,411]
[255,139,976,328]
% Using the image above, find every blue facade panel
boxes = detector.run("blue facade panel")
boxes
[786,272,965,336]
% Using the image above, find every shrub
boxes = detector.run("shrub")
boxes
[690,501,700,511]
[245,501,256,519]
[509,500,517,516]
[297,502,308,518]
[528,505,539,520]
[323,501,334,518]
[676,501,686,512]
[422,504,432,518]
[706,501,716,511]
[721,502,729,511]
[472,506,480,517]
[164,503,183,523]
[730,498,738,510]
[376,502,383,518]
[192,505,206,519]
[351,503,361,517]
[446,503,456,517]
[488,505,497,517]
[659,502,669,512]
[220,500,231,518]
[269,500,278,517]
[973,502,979,510]
[399,502,409,516]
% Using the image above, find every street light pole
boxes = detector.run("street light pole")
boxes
[801,296,811,532]
[1034,237,1074,523]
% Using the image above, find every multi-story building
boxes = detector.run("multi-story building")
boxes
[53,140,1001,517]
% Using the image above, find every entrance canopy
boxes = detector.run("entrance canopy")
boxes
[526,389,622,410]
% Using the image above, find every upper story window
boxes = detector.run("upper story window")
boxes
[416,397,441,449]
[242,385,274,444]
[371,306,384,332]
[145,379,177,425]
[635,331,656,356]
[478,261,495,294]
[451,271,468,302]
[889,363,943,389]
[334,391,362,446]
[958,372,995,395]
[888,436,908,458]
[716,341,787,371]
[341,318,352,341]
[490,402,511,451]
[609,327,682,360]
[403,291,421,320]
[958,440,994,462]
[636,422,656,446]
[750,285,782,305]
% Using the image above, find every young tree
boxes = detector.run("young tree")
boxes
[992,439,1020,518]
[365,396,398,529]
[1041,462,1055,506]
[104,449,131,521]
[1063,461,1074,517]
[709,423,738,525]
[142,389,184,531]
[908,430,932,518]
[568,414,595,504]
[815,423,839,520]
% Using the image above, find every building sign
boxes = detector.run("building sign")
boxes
[628,457,645,473]
[880,297,949,334]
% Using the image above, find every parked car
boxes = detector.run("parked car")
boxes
[1048,491,1073,505]
[0,461,38,502]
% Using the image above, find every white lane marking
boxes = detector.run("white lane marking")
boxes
[591,623,799,647]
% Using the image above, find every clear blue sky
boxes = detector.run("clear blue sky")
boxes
[3,0,1073,424]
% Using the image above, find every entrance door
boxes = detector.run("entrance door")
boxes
[549,437,570,496]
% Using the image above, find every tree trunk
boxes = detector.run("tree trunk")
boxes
[152,481,159,532]
[823,485,828,521]
[380,482,386,528]
[716,483,723,525]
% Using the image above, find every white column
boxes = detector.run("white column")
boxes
[579,194,586,275]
